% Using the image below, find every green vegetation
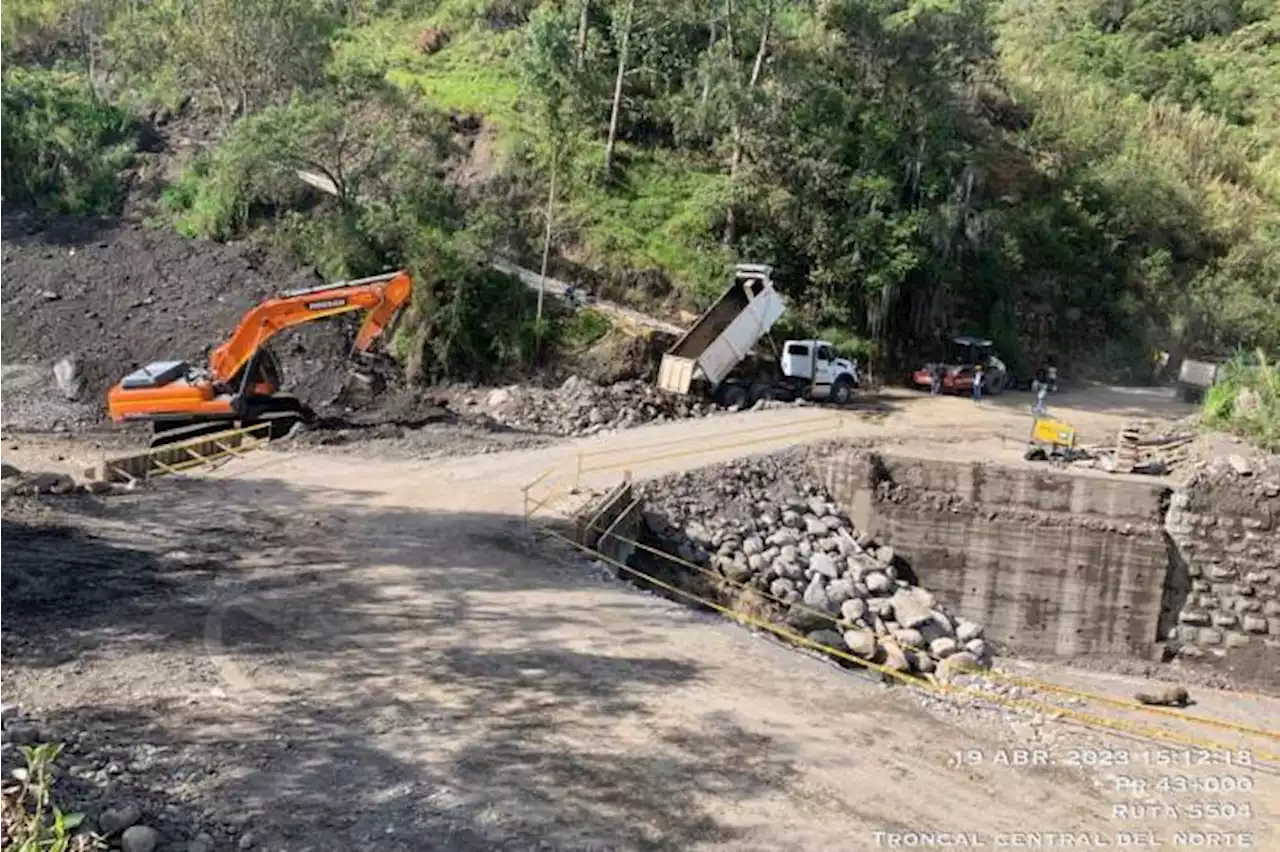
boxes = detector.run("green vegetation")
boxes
[1,68,136,215]
[2,0,1278,385]
[558,307,613,349]
[0,742,104,851]
[1203,350,1280,451]
[996,0,1280,370]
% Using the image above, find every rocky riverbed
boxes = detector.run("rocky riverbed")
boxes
[637,449,993,677]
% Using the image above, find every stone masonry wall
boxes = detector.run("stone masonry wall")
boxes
[1163,456,1280,661]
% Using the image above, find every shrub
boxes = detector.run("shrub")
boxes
[0,742,105,852]
[1203,349,1280,451]
[1,68,136,215]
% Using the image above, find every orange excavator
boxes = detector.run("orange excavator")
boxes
[107,269,413,447]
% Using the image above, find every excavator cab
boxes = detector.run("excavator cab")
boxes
[109,348,302,448]
[234,347,284,398]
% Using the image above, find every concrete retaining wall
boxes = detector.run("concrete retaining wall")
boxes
[813,448,1171,658]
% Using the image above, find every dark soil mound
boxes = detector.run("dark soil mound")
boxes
[0,208,389,428]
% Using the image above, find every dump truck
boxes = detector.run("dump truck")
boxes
[655,263,859,408]
[1176,357,1222,403]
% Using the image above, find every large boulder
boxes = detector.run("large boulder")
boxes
[842,629,878,658]
[864,571,893,594]
[840,598,867,623]
[955,619,984,643]
[809,552,840,580]
[891,588,934,628]
[53,355,83,400]
[806,629,846,653]
[879,639,911,672]
[802,575,837,614]
[825,577,856,606]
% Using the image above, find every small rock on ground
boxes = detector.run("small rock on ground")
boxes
[121,825,161,852]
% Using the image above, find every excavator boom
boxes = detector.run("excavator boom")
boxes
[107,269,413,446]
[207,270,413,383]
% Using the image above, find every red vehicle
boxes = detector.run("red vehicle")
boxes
[912,335,1008,395]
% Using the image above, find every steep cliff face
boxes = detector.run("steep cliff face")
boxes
[1162,456,1280,676]
[814,448,1172,658]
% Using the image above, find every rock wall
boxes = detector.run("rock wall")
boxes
[1163,456,1280,661]
[814,448,1172,658]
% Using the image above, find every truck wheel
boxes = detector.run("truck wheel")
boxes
[750,384,775,405]
[987,372,1006,396]
[831,377,855,405]
[719,384,749,409]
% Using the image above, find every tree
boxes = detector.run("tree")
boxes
[68,0,112,95]
[110,0,336,122]
[577,0,592,69]
[256,74,452,213]
[602,0,636,179]
[523,5,588,328]
[164,75,455,244]
[722,0,776,245]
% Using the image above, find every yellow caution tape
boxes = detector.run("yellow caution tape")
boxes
[564,513,1280,744]
[531,511,1280,763]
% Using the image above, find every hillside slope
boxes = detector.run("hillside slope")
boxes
[2,0,1277,379]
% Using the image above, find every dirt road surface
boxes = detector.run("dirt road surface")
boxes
[5,387,1278,850]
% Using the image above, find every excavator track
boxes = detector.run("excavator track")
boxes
[148,397,314,449]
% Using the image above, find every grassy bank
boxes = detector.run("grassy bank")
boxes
[1203,351,1280,452]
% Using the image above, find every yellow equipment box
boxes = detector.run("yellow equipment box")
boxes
[1030,417,1077,450]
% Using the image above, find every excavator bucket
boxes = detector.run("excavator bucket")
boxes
[332,369,386,409]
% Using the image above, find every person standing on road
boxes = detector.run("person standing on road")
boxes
[972,364,984,403]
[929,362,944,395]
[1032,367,1049,415]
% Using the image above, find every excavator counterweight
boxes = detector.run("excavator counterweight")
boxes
[107,270,413,447]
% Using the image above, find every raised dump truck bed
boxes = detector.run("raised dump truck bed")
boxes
[657,263,786,395]
[1176,357,1221,403]
[655,263,859,407]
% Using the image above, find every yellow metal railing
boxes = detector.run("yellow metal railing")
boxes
[90,421,273,483]
[520,443,1280,765]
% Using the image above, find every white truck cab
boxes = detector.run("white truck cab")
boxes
[780,339,860,404]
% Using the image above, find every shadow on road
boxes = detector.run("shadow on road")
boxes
[2,476,796,850]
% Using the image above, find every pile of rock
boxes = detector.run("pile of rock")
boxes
[0,464,119,497]
[640,451,992,676]
[469,375,724,437]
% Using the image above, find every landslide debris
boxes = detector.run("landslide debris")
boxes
[1,209,808,443]
[0,209,348,430]
[452,375,722,437]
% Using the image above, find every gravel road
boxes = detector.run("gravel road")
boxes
[5,389,1277,851]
